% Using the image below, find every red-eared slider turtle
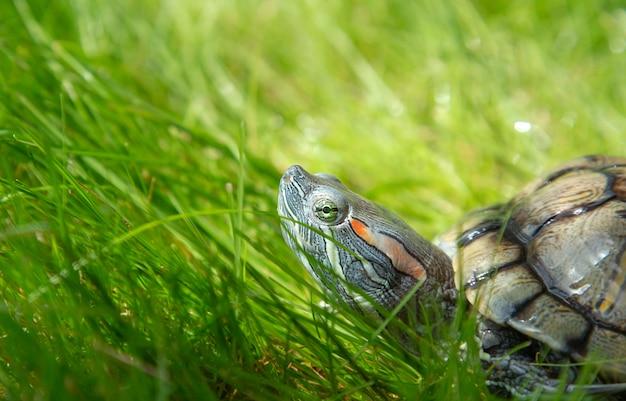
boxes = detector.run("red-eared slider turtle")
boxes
[277,155,626,397]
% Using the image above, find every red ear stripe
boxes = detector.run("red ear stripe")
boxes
[381,234,428,281]
[350,218,427,281]
[350,218,374,244]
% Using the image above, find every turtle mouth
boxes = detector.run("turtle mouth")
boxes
[279,166,309,213]
[277,166,311,257]
[277,164,319,237]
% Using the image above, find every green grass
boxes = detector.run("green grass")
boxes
[1,0,625,399]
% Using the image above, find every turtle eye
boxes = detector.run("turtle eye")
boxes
[314,198,340,223]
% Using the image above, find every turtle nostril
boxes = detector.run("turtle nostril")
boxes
[284,164,305,177]
[280,173,293,184]
[282,164,310,183]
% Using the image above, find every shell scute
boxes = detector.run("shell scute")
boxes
[605,165,626,200]
[457,231,522,288]
[586,327,626,380]
[513,155,625,199]
[528,200,626,330]
[508,171,612,243]
[452,156,626,378]
[466,263,542,324]
[508,293,591,353]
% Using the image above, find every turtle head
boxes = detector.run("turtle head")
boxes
[278,165,453,312]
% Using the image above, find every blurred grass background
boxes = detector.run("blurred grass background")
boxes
[1,0,625,400]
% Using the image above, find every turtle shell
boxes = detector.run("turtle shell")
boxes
[438,155,626,380]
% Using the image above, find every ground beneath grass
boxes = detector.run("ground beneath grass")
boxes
[1,1,625,400]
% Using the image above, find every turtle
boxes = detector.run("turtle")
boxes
[277,155,626,397]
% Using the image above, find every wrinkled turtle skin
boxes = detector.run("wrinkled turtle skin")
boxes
[278,155,626,396]
[436,155,626,381]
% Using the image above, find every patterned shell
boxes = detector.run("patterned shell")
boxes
[438,155,626,380]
